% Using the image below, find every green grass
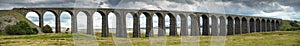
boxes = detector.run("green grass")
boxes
[0,31,300,46]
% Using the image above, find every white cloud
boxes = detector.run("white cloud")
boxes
[252,3,300,21]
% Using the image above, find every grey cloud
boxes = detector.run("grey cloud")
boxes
[167,0,195,4]
[222,0,300,12]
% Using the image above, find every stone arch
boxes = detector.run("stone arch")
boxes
[266,19,271,31]
[255,19,261,32]
[76,11,89,34]
[155,12,166,36]
[141,12,153,37]
[97,11,106,16]
[43,10,59,33]
[249,18,255,33]
[261,19,266,32]
[108,11,125,37]
[45,10,58,16]
[60,11,73,33]
[126,12,140,37]
[79,11,92,16]
[219,16,226,36]
[189,14,200,36]
[211,15,218,36]
[234,17,241,34]
[62,10,73,16]
[166,13,177,36]
[26,10,42,17]
[241,17,248,34]
[25,11,42,28]
[97,11,110,37]
[276,20,280,30]
[226,16,234,35]
[271,20,275,31]
[124,12,135,37]
[178,14,188,36]
[202,15,210,35]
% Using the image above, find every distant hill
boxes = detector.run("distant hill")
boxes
[281,20,300,31]
[0,10,42,33]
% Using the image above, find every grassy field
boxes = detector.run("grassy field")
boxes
[0,30,300,46]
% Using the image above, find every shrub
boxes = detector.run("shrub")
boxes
[5,25,26,35]
[17,20,37,34]
[32,28,39,34]
[42,25,53,33]
[5,20,38,35]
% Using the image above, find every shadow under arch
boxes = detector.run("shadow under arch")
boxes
[266,19,271,31]
[241,17,248,34]
[275,20,280,30]
[227,16,234,35]
[166,13,177,36]
[255,19,261,32]
[155,12,165,36]
[201,15,210,35]
[141,12,153,37]
[234,17,241,34]
[249,18,255,33]
[261,19,266,32]
[271,20,275,31]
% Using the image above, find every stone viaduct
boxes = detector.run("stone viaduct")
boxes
[12,8,282,38]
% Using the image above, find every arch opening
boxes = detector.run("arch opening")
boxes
[271,20,275,31]
[241,17,248,34]
[25,12,40,27]
[140,12,153,37]
[266,20,271,31]
[155,13,165,36]
[166,13,177,36]
[261,19,266,32]
[234,17,241,34]
[93,12,102,33]
[60,11,72,33]
[76,11,88,34]
[226,17,234,35]
[249,18,255,33]
[43,11,56,33]
[202,15,210,35]
[125,13,134,37]
[176,15,181,36]
[255,19,261,32]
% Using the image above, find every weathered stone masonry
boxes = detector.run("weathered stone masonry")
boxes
[13,8,282,37]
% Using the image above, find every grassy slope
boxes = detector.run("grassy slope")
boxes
[0,31,299,46]
[0,10,41,33]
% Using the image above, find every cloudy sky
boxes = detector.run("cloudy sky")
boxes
[1,0,300,29]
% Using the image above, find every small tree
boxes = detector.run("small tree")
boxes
[5,25,26,35]
[17,20,37,34]
[5,20,38,35]
[42,25,53,33]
